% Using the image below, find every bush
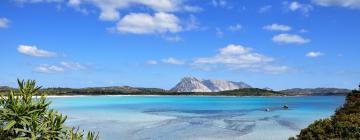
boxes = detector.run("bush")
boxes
[290,90,360,140]
[0,79,99,140]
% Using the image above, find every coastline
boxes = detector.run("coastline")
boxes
[43,94,309,98]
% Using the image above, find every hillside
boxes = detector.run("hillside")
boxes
[0,86,283,96]
[289,90,360,139]
[0,84,351,96]
[281,88,351,96]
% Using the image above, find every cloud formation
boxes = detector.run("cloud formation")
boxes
[14,0,63,3]
[34,65,65,73]
[162,35,182,42]
[212,0,227,8]
[34,61,87,73]
[312,0,360,9]
[284,1,313,16]
[16,0,199,35]
[228,24,242,31]
[17,45,57,57]
[115,12,182,34]
[216,28,224,38]
[60,61,87,70]
[306,51,324,58]
[162,57,185,65]
[0,18,10,28]
[192,44,289,74]
[263,24,291,32]
[67,0,182,21]
[183,5,203,12]
[259,5,272,13]
[272,34,310,44]
[146,60,158,65]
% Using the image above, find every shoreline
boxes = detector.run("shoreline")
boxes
[43,94,311,98]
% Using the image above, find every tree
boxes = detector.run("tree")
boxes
[0,79,99,140]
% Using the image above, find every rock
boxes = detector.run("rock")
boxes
[171,77,251,92]
[283,105,289,109]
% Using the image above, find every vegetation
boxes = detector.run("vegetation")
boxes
[289,90,360,140]
[0,79,99,140]
[0,86,285,96]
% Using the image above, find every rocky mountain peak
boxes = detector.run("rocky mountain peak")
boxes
[171,77,251,92]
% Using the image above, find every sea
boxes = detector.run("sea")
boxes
[49,95,345,140]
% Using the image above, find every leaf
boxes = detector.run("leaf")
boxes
[14,128,31,133]
[4,120,16,130]
[12,138,28,140]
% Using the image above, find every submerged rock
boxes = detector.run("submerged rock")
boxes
[283,105,289,109]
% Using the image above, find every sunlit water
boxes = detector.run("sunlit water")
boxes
[49,96,345,140]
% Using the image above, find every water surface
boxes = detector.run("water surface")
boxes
[49,96,345,140]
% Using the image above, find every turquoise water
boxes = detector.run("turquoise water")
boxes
[49,96,345,140]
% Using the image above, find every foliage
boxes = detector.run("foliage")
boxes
[0,79,99,140]
[0,87,284,96]
[290,90,360,140]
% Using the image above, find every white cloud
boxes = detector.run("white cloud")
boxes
[228,24,242,31]
[15,0,201,35]
[18,0,198,21]
[272,34,310,44]
[259,5,272,13]
[194,44,273,66]
[312,0,360,9]
[68,0,80,5]
[162,57,185,65]
[212,0,227,7]
[219,44,251,55]
[162,35,182,42]
[0,18,10,28]
[14,0,63,3]
[183,5,203,12]
[216,28,224,38]
[262,65,289,74]
[34,65,64,73]
[115,12,182,34]
[184,15,200,31]
[299,29,308,33]
[146,60,158,65]
[263,24,291,32]
[285,1,313,16]
[60,61,86,70]
[17,45,57,57]
[34,61,87,73]
[306,51,324,58]
[67,0,181,21]
[192,44,288,73]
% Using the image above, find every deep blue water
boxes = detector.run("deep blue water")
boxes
[49,96,345,140]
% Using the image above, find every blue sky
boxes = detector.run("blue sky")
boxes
[0,0,359,90]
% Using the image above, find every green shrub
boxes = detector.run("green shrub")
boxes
[290,90,360,140]
[0,79,99,140]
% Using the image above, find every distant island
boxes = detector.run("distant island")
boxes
[0,77,351,96]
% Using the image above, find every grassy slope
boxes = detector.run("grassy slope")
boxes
[290,90,360,140]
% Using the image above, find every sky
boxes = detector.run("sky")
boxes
[0,0,360,90]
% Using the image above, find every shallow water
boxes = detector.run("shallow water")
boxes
[49,96,345,140]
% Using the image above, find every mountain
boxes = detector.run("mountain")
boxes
[171,77,251,92]
[0,86,14,92]
[280,88,351,96]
